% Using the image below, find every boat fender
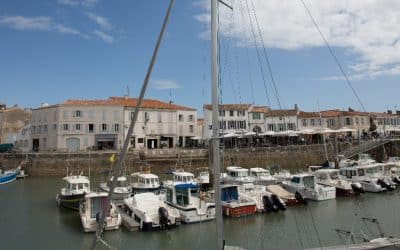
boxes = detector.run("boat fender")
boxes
[271,194,286,211]
[158,207,169,229]
[295,191,308,205]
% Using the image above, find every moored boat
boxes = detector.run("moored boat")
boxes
[123,192,180,231]
[164,183,215,223]
[314,169,363,196]
[56,174,90,210]
[223,166,253,185]
[238,183,286,213]
[266,184,304,206]
[221,184,257,217]
[249,167,277,186]
[79,192,121,232]
[130,172,161,194]
[99,175,132,204]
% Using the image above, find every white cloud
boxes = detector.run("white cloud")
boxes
[0,15,85,37]
[93,30,114,43]
[153,79,180,90]
[58,0,98,7]
[85,12,112,30]
[196,0,400,79]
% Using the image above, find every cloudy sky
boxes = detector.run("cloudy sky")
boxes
[1,0,399,113]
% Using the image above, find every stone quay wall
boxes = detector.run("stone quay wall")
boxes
[2,140,400,177]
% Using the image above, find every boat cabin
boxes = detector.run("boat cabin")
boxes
[108,176,129,188]
[62,175,90,195]
[165,183,199,207]
[249,168,271,177]
[221,185,239,202]
[173,171,195,183]
[226,166,249,178]
[83,192,109,219]
[289,174,315,189]
[339,165,382,179]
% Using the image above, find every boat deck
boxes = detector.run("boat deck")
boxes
[116,207,139,232]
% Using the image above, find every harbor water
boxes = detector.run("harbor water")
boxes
[2,177,400,250]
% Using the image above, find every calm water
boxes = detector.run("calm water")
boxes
[2,177,400,250]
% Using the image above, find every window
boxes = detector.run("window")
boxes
[267,124,275,131]
[38,125,42,133]
[130,112,135,121]
[188,115,194,122]
[228,121,236,129]
[158,112,162,123]
[114,124,120,132]
[73,110,82,118]
[311,119,315,126]
[178,114,183,121]
[291,177,300,183]
[101,123,107,132]
[189,125,194,133]
[63,111,69,119]
[219,110,225,117]
[327,119,336,127]
[252,112,261,120]
[318,119,322,126]
[63,124,69,131]
[238,110,245,116]
[345,117,351,126]
[138,138,144,143]
[302,119,307,127]
[279,116,283,121]
[229,110,234,117]
[176,188,189,206]
[287,123,296,130]
[88,124,94,133]
[239,121,246,129]
[355,117,359,125]
[278,124,285,131]
[53,124,57,131]
[219,121,226,130]
[143,112,149,122]
[75,124,81,131]
[43,125,48,133]
[32,126,36,133]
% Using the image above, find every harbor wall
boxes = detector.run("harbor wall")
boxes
[2,140,400,177]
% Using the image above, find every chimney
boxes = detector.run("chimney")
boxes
[388,110,392,114]
[294,104,298,110]
[348,107,355,112]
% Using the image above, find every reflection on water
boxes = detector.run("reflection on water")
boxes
[1,177,400,249]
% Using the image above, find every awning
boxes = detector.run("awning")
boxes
[337,127,356,132]
[260,131,276,136]
[222,133,238,138]
[244,132,257,136]
[190,136,202,140]
[175,183,198,189]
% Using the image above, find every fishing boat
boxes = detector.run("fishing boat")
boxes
[56,174,90,210]
[164,183,215,223]
[130,172,161,194]
[220,184,257,217]
[99,175,132,204]
[313,169,363,196]
[222,166,253,185]
[164,169,198,186]
[249,167,277,185]
[282,173,336,201]
[238,183,286,213]
[79,192,121,232]
[380,159,400,184]
[122,192,180,231]
[339,164,395,192]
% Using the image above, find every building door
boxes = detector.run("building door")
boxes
[147,139,158,149]
[66,137,80,152]
[32,139,39,152]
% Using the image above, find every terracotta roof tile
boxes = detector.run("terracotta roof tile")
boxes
[298,111,321,118]
[249,106,270,113]
[203,104,252,111]
[62,97,196,111]
[265,109,299,117]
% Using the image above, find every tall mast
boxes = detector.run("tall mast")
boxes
[211,0,224,249]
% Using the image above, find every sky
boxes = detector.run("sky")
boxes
[1,0,400,115]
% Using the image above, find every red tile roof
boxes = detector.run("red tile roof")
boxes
[62,97,196,111]
[249,106,270,113]
[203,104,252,111]
[298,111,321,118]
[265,109,299,117]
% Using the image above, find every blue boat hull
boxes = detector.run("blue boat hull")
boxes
[0,172,17,184]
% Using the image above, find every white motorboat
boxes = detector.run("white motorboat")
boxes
[339,164,394,192]
[79,192,121,233]
[220,184,257,217]
[249,167,277,185]
[282,173,336,201]
[313,169,363,196]
[123,192,180,231]
[272,169,292,184]
[164,183,215,223]
[222,166,253,185]
[383,157,400,183]
[99,175,132,204]
[130,172,161,193]
[56,174,90,211]
[238,183,286,213]
[196,171,210,185]
[164,169,198,186]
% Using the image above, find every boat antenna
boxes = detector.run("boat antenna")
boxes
[92,0,174,246]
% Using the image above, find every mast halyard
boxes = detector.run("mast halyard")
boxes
[211,0,224,249]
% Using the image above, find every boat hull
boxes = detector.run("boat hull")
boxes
[0,172,17,184]
[56,193,85,211]
[222,204,257,217]
[336,187,356,197]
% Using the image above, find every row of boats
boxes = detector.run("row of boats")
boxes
[0,160,28,184]
[55,154,400,233]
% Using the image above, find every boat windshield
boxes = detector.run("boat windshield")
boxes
[366,167,380,174]
[357,169,365,176]
[303,176,315,189]
[317,173,328,180]
[118,180,128,187]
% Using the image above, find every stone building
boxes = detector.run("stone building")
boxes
[30,97,197,152]
[0,106,31,144]
[264,108,299,132]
